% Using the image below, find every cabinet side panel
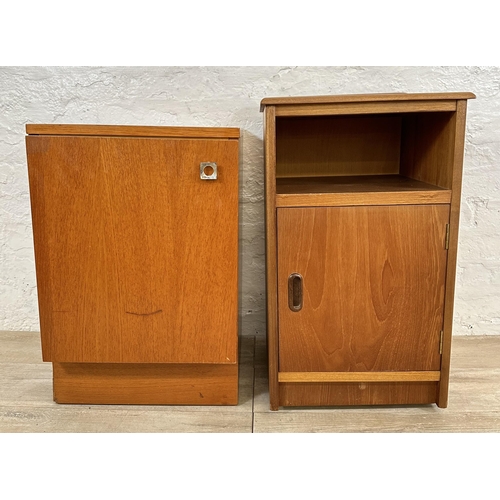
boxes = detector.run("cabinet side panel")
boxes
[26,137,54,361]
[400,112,456,189]
[438,101,468,407]
[26,136,238,364]
[264,106,279,410]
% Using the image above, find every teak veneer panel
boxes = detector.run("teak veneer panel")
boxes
[26,124,240,139]
[279,382,439,407]
[273,101,458,117]
[27,135,238,365]
[276,175,451,207]
[264,106,280,411]
[278,371,441,383]
[260,92,476,111]
[53,362,238,405]
[439,100,469,407]
[277,205,449,373]
[276,115,402,178]
[276,191,450,207]
[400,112,457,189]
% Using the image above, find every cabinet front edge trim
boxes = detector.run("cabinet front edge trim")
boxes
[279,371,441,382]
[276,192,452,207]
[26,124,240,139]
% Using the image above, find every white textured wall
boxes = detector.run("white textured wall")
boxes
[1,66,499,336]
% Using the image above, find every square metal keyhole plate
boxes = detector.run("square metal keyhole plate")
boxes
[200,162,218,180]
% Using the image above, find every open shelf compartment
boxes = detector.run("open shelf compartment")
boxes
[275,111,457,206]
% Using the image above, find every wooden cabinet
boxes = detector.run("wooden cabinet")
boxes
[261,93,475,410]
[26,124,240,405]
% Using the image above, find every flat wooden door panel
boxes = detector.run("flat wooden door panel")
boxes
[27,136,238,364]
[277,205,449,372]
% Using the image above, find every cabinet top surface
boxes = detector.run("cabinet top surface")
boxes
[260,92,476,111]
[26,124,240,139]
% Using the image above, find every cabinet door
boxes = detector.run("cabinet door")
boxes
[277,205,449,372]
[27,136,238,364]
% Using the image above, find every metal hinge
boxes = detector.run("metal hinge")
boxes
[445,224,450,250]
[439,330,444,354]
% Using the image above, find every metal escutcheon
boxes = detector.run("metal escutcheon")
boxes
[200,162,218,180]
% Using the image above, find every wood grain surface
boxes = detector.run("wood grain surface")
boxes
[278,371,441,382]
[26,124,240,139]
[26,135,239,364]
[277,205,450,373]
[260,92,476,111]
[276,115,402,178]
[439,100,469,407]
[400,112,456,189]
[272,101,459,117]
[276,175,451,207]
[53,362,238,405]
[264,106,280,411]
[279,382,439,406]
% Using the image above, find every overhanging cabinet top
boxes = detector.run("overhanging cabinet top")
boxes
[26,124,240,139]
[260,92,476,115]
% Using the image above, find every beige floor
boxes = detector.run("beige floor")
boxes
[1,331,499,432]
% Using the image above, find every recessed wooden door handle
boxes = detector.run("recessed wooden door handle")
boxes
[288,273,303,312]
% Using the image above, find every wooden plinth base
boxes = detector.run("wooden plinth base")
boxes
[53,362,238,405]
[278,382,439,408]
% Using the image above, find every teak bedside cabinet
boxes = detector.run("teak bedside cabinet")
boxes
[261,93,475,410]
[26,124,240,405]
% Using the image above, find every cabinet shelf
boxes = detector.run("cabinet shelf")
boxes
[276,174,451,207]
